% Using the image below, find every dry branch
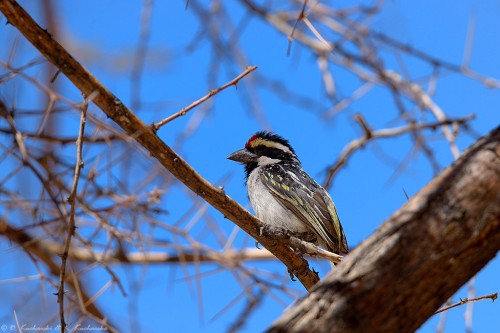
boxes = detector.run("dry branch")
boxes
[153,65,258,130]
[0,0,319,291]
[434,292,498,315]
[323,114,475,189]
[0,219,117,332]
[37,240,277,264]
[268,126,500,332]
[57,95,88,331]
[30,237,342,265]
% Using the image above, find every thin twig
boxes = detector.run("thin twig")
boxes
[57,95,89,332]
[436,299,451,333]
[385,71,462,159]
[14,309,22,333]
[130,0,153,111]
[355,113,372,138]
[288,236,343,264]
[287,0,308,56]
[317,55,335,99]
[465,277,476,333]
[0,127,121,144]
[434,292,498,315]
[303,17,332,52]
[463,10,476,68]
[153,65,258,130]
[227,289,265,333]
[1,216,112,328]
[0,99,28,160]
[323,114,475,189]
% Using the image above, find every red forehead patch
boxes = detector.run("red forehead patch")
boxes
[245,134,260,148]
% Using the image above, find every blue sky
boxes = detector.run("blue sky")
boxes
[0,1,499,332]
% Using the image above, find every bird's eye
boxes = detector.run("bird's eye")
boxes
[254,146,265,155]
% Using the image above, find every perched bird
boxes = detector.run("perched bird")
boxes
[227,131,348,255]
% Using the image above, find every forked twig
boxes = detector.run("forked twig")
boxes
[323,113,475,189]
[287,0,308,56]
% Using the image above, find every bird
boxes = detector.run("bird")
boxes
[227,131,348,256]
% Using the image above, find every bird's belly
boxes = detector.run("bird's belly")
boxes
[247,171,309,233]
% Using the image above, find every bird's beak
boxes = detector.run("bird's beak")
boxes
[227,148,258,164]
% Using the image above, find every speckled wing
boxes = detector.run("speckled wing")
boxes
[260,163,348,254]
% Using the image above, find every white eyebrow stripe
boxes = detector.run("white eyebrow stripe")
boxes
[273,142,292,153]
[249,138,293,154]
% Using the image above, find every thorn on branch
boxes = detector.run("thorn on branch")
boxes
[434,292,498,314]
[402,188,410,201]
[50,69,61,83]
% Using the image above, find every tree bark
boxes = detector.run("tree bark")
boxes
[268,126,500,332]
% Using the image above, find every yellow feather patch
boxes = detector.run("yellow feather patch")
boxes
[248,138,292,153]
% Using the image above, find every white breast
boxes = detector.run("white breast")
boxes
[247,167,309,233]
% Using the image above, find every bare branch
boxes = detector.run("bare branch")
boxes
[0,0,319,291]
[268,126,500,332]
[130,0,153,111]
[0,218,116,331]
[287,0,308,56]
[57,94,89,332]
[288,236,343,264]
[39,241,277,264]
[2,1,498,331]
[323,114,475,189]
[153,65,258,130]
[434,292,498,315]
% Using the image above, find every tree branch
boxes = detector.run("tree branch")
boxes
[0,219,117,332]
[37,241,278,264]
[434,292,498,315]
[323,114,475,189]
[57,94,89,332]
[153,65,258,130]
[268,125,500,332]
[30,238,342,265]
[0,0,320,291]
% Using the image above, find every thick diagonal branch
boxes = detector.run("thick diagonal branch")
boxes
[268,126,500,332]
[0,0,319,291]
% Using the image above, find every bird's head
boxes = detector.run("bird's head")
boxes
[227,131,300,177]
